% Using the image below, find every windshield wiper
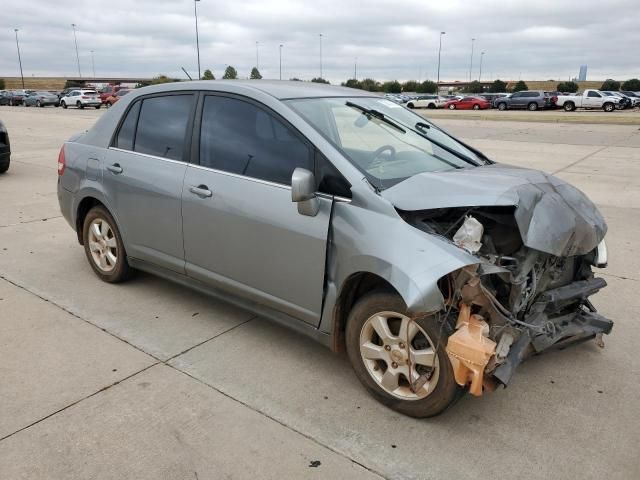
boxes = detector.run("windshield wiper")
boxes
[345,101,406,133]
[409,120,481,167]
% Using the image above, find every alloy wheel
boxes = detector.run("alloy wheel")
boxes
[87,218,118,272]
[359,311,440,400]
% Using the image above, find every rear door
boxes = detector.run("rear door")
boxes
[181,94,332,325]
[103,92,196,273]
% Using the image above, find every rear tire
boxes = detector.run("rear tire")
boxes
[95,105,101,109]
[345,291,463,418]
[528,102,538,111]
[82,206,133,283]
[563,102,575,112]
[448,104,456,110]
[0,158,9,174]
[61,101,67,109]
[407,103,415,109]
[36,100,42,107]
[77,101,84,109]
[472,104,480,110]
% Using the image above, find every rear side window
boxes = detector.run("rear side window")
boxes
[199,95,312,185]
[115,100,141,150]
[134,94,194,161]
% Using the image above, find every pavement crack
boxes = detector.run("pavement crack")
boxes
[0,215,63,228]
[551,145,610,174]
[0,362,159,443]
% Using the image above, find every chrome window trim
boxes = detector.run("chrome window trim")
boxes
[108,147,187,165]
[188,163,292,190]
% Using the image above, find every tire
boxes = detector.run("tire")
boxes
[428,103,436,109]
[497,102,507,111]
[407,103,415,109]
[345,290,463,418]
[77,101,84,109]
[61,101,67,109]
[602,102,614,112]
[448,104,456,110]
[563,102,575,112]
[36,100,42,107]
[82,206,133,283]
[527,102,538,111]
[472,104,480,110]
[0,158,9,174]
[95,105,101,109]
[23,101,28,107]
[105,101,112,108]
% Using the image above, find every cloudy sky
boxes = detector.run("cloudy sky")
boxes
[1,0,638,83]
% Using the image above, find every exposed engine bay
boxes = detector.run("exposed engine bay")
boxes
[400,206,613,394]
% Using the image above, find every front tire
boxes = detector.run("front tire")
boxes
[61,101,67,109]
[407,103,415,109]
[345,291,463,418]
[0,158,9,174]
[497,102,507,111]
[95,105,101,109]
[82,206,132,283]
[603,102,614,112]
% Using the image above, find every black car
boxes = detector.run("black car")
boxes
[0,118,10,174]
[0,91,12,106]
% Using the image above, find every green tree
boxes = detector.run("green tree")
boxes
[511,80,528,92]
[382,80,402,93]
[463,80,484,94]
[621,78,640,91]
[311,77,330,84]
[223,66,238,79]
[402,80,419,92]
[556,81,578,93]
[416,80,437,94]
[359,78,380,92]
[201,69,215,80]
[488,79,507,93]
[343,78,361,89]
[0,79,5,90]
[250,67,262,79]
[600,79,620,91]
[150,75,176,85]
[289,77,302,81]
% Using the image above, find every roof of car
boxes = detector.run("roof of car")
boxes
[130,80,374,100]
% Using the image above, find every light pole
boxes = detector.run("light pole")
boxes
[194,0,201,79]
[478,51,485,81]
[256,41,259,70]
[279,44,283,80]
[436,31,445,86]
[319,33,323,79]
[14,29,25,89]
[90,50,96,78]
[469,38,475,82]
[354,57,357,80]
[71,24,81,78]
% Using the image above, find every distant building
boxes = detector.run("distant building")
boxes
[578,65,588,82]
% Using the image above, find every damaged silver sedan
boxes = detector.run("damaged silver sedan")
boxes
[57,81,612,417]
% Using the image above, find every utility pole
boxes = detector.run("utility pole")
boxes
[354,57,358,80]
[436,31,445,85]
[194,0,201,79]
[90,50,96,78]
[469,38,475,82]
[14,29,25,89]
[71,24,81,78]
[319,33,323,79]
[279,44,283,80]
[256,41,259,70]
[479,51,485,81]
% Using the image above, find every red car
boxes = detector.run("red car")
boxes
[443,96,490,110]
[98,85,125,104]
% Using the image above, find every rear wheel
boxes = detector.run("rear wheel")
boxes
[36,100,42,107]
[0,158,9,174]
[82,206,132,283]
[472,104,480,110]
[345,291,463,418]
[77,101,84,109]
[61,101,67,109]
[448,104,456,110]
[95,105,101,109]
[563,102,575,112]
[407,103,415,109]
[528,102,538,111]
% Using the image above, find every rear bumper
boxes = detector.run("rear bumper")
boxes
[57,180,76,230]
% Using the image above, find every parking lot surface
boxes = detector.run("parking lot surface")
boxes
[1,106,639,479]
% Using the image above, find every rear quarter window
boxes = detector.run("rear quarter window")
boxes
[114,100,141,150]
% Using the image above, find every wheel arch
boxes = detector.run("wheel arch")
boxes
[74,191,124,246]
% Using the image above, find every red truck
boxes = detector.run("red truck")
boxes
[98,85,124,104]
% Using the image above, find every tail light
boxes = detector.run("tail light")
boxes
[81,96,88,99]
[57,146,66,176]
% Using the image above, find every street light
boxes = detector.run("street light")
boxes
[256,41,259,70]
[194,0,201,80]
[14,29,25,89]
[479,51,485,82]
[90,50,96,78]
[354,56,358,80]
[279,44,283,80]
[319,33,323,79]
[436,31,445,86]
[71,24,81,78]
[469,38,475,82]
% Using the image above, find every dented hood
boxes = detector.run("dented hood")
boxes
[382,164,607,257]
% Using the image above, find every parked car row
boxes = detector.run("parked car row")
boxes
[1,84,132,110]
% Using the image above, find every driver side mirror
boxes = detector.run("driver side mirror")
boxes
[291,168,319,217]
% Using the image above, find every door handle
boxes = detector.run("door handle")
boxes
[189,185,213,198]
[107,163,123,174]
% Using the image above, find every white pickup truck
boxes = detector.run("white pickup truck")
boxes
[555,89,621,112]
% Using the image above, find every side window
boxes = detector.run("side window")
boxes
[134,94,194,161]
[199,95,313,185]
[588,91,601,98]
[114,100,141,150]
[511,92,520,98]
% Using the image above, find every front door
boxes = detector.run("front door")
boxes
[182,94,331,325]
[103,93,196,273]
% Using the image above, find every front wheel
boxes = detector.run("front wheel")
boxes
[603,102,614,112]
[345,291,463,418]
[407,103,415,109]
[61,101,67,109]
[95,105,101,109]
[82,206,132,283]
[0,158,9,174]
[497,102,507,111]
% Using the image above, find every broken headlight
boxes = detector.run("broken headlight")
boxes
[593,239,608,268]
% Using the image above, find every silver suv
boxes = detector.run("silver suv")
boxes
[57,81,612,417]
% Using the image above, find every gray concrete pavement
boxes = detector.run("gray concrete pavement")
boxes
[1,105,639,479]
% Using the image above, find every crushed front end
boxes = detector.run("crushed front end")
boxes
[401,204,613,395]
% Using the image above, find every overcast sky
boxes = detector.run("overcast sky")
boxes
[1,0,638,83]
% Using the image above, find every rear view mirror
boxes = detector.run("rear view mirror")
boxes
[291,168,319,217]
